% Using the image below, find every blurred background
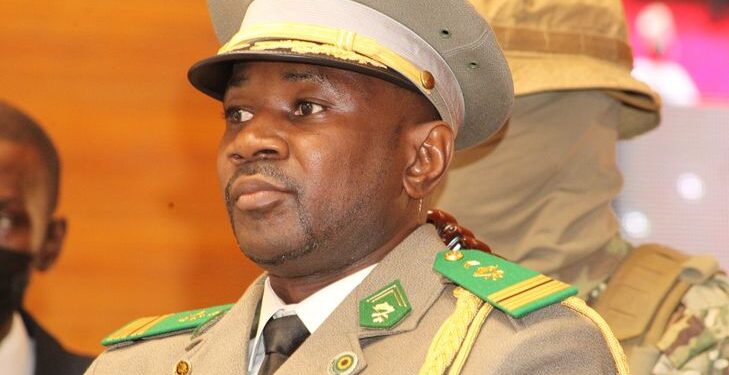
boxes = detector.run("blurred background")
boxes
[615,0,729,269]
[0,1,254,354]
[0,0,726,355]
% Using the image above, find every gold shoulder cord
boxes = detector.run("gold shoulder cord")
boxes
[418,287,494,375]
[447,303,493,375]
[562,297,631,375]
[420,293,629,374]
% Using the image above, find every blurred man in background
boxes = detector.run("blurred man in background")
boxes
[0,101,91,374]
[437,0,729,374]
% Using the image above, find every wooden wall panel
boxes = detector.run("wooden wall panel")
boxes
[0,1,261,354]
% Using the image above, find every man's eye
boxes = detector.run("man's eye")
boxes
[293,102,325,117]
[225,108,254,123]
[0,213,28,232]
[0,215,11,231]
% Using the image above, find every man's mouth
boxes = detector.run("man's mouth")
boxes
[231,176,290,212]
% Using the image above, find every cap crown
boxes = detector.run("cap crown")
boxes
[195,0,514,149]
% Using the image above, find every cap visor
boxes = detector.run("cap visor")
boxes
[188,49,417,101]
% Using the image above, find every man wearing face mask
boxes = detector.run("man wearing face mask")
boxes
[438,1,729,374]
[0,101,92,375]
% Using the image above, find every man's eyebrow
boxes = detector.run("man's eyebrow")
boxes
[0,198,19,210]
[282,70,334,89]
[227,74,249,88]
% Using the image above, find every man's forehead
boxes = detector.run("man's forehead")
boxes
[0,139,37,167]
[228,62,340,87]
[0,157,30,205]
[0,140,45,189]
[223,61,386,103]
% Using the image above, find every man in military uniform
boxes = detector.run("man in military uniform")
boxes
[437,1,729,374]
[0,101,93,374]
[86,1,628,374]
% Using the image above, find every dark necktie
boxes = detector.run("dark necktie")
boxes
[258,314,310,375]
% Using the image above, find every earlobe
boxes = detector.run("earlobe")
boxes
[35,217,67,271]
[403,122,454,199]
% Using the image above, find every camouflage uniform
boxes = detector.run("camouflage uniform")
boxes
[652,275,729,374]
[581,239,729,374]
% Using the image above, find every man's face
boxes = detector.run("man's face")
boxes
[219,61,426,277]
[0,139,51,256]
[0,139,54,324]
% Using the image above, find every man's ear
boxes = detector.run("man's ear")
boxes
[34,217,66,271]
[403,121,454,199]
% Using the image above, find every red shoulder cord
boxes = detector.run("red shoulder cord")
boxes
[426,209,492,253]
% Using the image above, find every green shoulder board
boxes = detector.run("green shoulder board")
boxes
[434,250,577,318]
[101,303,234,346]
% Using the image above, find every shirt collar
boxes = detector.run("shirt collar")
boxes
[0,312,35,375]
[249,264,376,370]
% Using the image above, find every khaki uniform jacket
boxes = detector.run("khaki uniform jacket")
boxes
[86,225,625,374]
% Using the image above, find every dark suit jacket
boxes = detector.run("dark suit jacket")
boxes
[19,310,93,375]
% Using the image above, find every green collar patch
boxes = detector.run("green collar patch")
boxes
[434,250,577,318]
[101,303,233,346]
[359,279,412,329]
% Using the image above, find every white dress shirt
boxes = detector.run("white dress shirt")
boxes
[248,265,376,374]
[0,312,35,375]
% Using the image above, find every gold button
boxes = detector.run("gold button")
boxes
[175,360,191,375]
[420,70,435,90]
[444,250,464,261]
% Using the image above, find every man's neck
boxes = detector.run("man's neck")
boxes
[268,223,419,303]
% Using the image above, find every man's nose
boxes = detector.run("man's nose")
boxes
[226,111,289,164]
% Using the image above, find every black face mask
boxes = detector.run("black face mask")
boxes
[0,246,31,324]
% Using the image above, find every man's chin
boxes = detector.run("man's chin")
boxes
[230,205,302,234]
[232,204,287,222]
[241,241,317,269]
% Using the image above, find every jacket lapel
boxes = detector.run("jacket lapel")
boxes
[182,276,265,375]
[277,224,448,374]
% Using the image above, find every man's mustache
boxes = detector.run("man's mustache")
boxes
[224,162,299,207]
